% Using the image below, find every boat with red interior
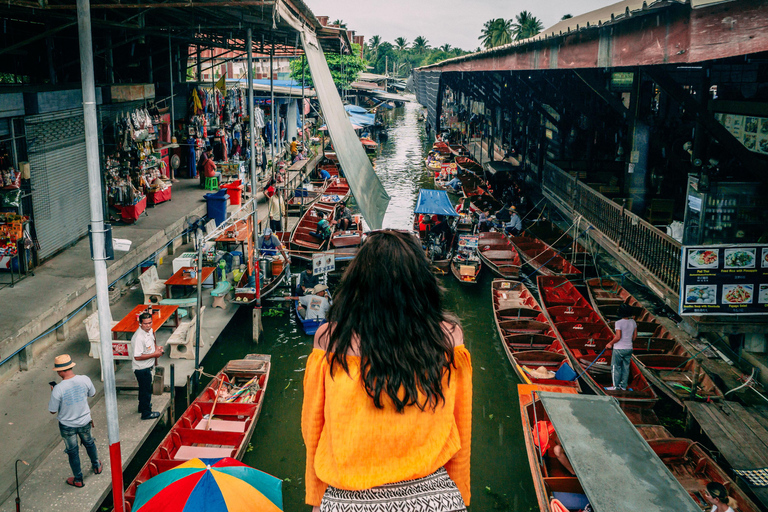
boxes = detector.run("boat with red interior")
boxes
[512,236,582,278]
[317,178,351,206]
[537,275,658,408]
[493,280,580,391]
[585,278,723,405]
[478,231,521,278]
[450,234,481,284]
[122,355,271,511]
[290,203,336,261]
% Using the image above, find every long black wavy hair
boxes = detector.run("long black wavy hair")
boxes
[321,230,458,413]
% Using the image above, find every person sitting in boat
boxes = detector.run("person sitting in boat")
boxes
[296,284,331,320]
[605,303,636,391]
[431,215,453,248]
[503,206,522,236]
[310,211,333,241]
[534,421,575,476]
[337,203,354,231]
[296,267,320,296]
[704,482,736,512]
[318,167,332,181]
[418,214,433,238]
[446,176,462,193]
[258,227,290,262]
[477,211,491,232]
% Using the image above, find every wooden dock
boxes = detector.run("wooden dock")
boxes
[687,401,768,508]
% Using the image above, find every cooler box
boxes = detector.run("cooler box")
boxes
[173,252,197,273]
[220,180,243,205]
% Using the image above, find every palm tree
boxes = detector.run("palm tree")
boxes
[440,43,452,53]
[367,35,381,62]
[394,37,409,53]
[479,18,513,49]
[412,36,430,55]
[512,11,543,40]
[331,19,346,28]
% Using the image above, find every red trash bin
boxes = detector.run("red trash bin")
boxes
[220,179,243,205]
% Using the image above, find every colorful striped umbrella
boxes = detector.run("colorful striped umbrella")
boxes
[133,457,283,511]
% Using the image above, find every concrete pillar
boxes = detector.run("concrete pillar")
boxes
[286,100,298,144]
[18,346,33,371]
[252,308,262,343]
[56,317,70,341]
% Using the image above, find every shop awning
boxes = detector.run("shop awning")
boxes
[227,79,316,98]
[538,392,699,512]
[414,189,459,217]
[344,105,376,127]
[301,30,390,229]
[484,160,520,176]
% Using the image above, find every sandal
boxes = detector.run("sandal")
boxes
[93,461,103,475]
[66,477,84,488]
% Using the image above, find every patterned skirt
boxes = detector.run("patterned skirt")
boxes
[319,467,466,512]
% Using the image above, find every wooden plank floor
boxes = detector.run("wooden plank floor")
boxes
[687,401,768,508]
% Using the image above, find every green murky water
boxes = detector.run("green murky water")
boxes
[198,102,538,511]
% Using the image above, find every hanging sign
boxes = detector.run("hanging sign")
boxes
[679,244,768,316]
[313,250,335,274]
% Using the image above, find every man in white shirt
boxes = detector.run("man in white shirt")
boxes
[132,312,163,420]
[49,354,102,487]
[294,284,331,320]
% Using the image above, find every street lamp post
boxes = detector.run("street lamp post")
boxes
[15,459,28,512]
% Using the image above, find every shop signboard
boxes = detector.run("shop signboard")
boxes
[714,113,768,155]
[312,250,335,274]
[112,342,131,358]
[679,244,768,316]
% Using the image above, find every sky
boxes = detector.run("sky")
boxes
[303,0,620,52]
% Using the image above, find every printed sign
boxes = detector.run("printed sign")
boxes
[312,250,335,274]
[679,244,768,316]
[112,342,130,358]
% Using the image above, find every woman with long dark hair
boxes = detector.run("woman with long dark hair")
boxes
[302,230,472,512]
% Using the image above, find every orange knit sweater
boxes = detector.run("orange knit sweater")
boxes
[301,346,472,506]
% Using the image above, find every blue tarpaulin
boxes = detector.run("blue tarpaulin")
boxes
[414,189,459,217]
[344,105,375,126]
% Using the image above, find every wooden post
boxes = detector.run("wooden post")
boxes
[169,364,175,423]
[252,307,263,343]
[689,362,700,401]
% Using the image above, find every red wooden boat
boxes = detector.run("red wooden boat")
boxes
[478,231,521,278]
[493,280,580,391]
[360,137,378,153]
[122,355,271,511]
[330,224,365,263]
[586,278,723,406]
[290,203,336,261]
[526,218,593,270]
[454,156,484,174]
[318,178,351,205]
[640,429,762,512]
[512,236,582,278]
[537,275,659,408]
[432,141,452,155]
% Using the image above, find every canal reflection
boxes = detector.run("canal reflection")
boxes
[199,101,538,511]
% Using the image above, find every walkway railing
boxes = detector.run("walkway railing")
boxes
[542,161,681,299]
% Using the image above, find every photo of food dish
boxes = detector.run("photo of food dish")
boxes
[687,249,718,269]
[759,284,768,304]
[723,284,753,304]
[761,118,768,134]
[762,248,768,268]
[745,117,758,133]
[759,137,768,155]
[724,248,755,269]
[744,134,756,151]
[685,285,717,305]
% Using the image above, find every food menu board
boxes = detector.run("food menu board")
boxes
[715,113,768,155]
[679,244,768,316]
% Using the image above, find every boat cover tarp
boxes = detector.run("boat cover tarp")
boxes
[538,392,699,512]
[485,160,520,176]
[344,105,376,127]
[301,31,390,229]
[414,189,459,217]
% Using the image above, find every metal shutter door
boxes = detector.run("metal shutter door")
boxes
[26,109,91,260]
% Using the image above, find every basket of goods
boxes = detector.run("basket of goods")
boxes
[0,169,20,190]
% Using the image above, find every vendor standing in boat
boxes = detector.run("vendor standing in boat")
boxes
[258,227,290,262]
[296,266,320,296]
[605,303,636,391]
[302,230,471,512]
[503,206,522,236]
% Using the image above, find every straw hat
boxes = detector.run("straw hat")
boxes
[53,354,76,372]
[313,284,329,295]
[524,365,555,379]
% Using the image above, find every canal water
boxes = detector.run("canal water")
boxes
[198,102,539,511]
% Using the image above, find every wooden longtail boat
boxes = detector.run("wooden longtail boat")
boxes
[330,226,365,263]
[493,280,580,391]
[290,203,336,261]
[286,181,328,213]
[478,231,521,278]
[360,137,378,153]
[641,431,762,512]
[122,355,271,511]
[454,156,484,174]
[451,234,481,284]
[537,275,659,408]
[586,278,723,406]
[449,144,469,156]
[520,385,700,512]
[232,233,290,304]
[432,141,452,155]
[317,179,351,206]
[526,218,593,270]
[512,236,582,278]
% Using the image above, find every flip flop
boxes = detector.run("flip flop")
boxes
[93,461,103,475]
[66,477,84,488]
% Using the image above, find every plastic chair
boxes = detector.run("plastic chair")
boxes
[204,176,219,191]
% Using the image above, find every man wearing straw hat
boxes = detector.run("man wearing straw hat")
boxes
[48,354,102,488]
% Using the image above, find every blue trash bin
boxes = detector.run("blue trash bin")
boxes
[204,189,228,226]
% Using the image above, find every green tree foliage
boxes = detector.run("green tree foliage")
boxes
[479,18,513,49]
[561,14,573,20]
[366,35,382,62]
[512,11,544,40]
[412,36,430,55]
[289,43,366,89]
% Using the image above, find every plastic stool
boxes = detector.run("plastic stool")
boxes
[204,177,219,191]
